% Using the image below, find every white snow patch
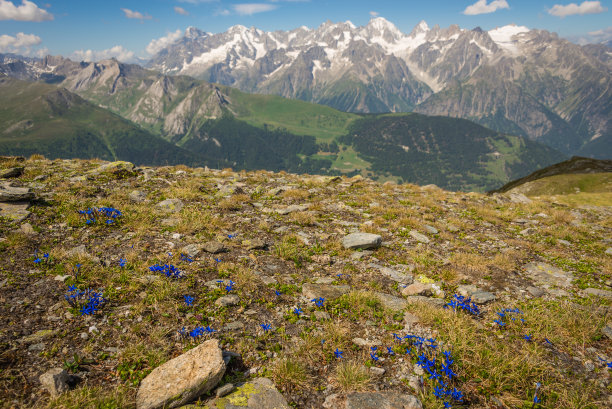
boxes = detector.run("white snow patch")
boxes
[488,24,529,55]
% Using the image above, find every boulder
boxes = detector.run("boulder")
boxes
[203,241,228,254]
[0,183,34,202]
[39,368,70,397]
[0,167,24,178]
[136,339,226,409]
[206,378,290,409]
[323,392,422,409]
[342,233,382,250]
[302,283,350,301]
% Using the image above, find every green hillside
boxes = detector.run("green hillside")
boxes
[0,77,211,167]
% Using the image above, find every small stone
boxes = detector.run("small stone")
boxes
[80,332,89,340]
[375,292,409,311]
[342,233,382,250]
[369,264,413,284]
[28,342,45,351]
[277,204,308,215]
[208,378,290,409]
[19,222,36,235]
[54,275,71,282]
[603,323,612,340]
[471,291,496,304]
[136,339,225,409]
[92,161,135,175]
[215,383,235,398]
[20,329,56,344]
[605,248,612,256]
[215,295,240,307]
[403,312,420,327]
[181,244,202,258]
[523,262,574,289]
[160,218,179,227]
[409,230,430,244]
[344,392,422,409]
[424,225,438,234]
[402,283,433,297]
[203,241,228,254]
[352,338,382,347]
[39,368,71,397]
[156,199,184,213]
[527,286,545,297]
[584,288,612,300]
[508,192,532,204]
[369,367,385,376]
[446,224,460,233]
[223,321,244,331]
[0,201,30,222]
[129,190,147,203]
[243,238,267,250]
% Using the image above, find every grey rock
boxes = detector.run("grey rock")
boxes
[526,286,545,297]
[92,161,135,175]
[409,230,430,244]
[369,366,385,376]
[342,233,382,250]
[343,392,422,409]
[277,204,308,215]
[446,224,460,233]
[215,383,235,398]
[352,338,382,347]
[375,292,408,311]
[136,339,225,409]
[583,288,612,300]
[223,321,244,331]
[39,368,70,397]
[28,342,45,351]
[203,241,228,254]
[0,183,34,202]
[156,198,183,213]
[369,264,413,284]
[244,238,267,250]
[314,310,330,320]
[402,283,433,297]
[21,329,57,344]
[605,247,612,256]
[129,190,147,203]
[181,244,202,258]
[603,323,612,340]
[424,225,438,234]
[0,201,30,222]
[302,283,350,301]
[403,312,420,327]
[508,193,532,204]
[523,262,574,289]
[208,377,290,409]
[20,222,36,235]
[404,296,446,308]
[0,167,24,178]
[471,291,496,304]
[215,295,240,307]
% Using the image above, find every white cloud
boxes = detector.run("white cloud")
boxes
[463,0,509,15]
[548,1,606,17]
[120,8,152,20]
[146,29,182,55]
[0,32,40,49]
[174,6,189,15]
[588,26,612,41]
[0,0,53,21]
[214,8,231,16]
[72,45,135,63]
[178,0,218,3]
[233,3,277,15]
[369,11,379,17]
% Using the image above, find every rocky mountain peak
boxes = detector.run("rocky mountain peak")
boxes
[409,20,430,36]
[185,26,206,39]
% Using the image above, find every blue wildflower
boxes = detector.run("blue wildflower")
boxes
[118,258,127,267]
[311,297,325,307]
[260,323,272,332]
[334,348,343,359]
[183,295,194,306]
[225,280,235,293]
[293,307,303,317]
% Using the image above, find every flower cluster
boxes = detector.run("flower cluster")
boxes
[179,325,215,340]
[311,297,325,307]
[65,285,106,316]
[493,307,524,327]
[149,263,183,279]
[33,251,49,264]
[78,207,122,225]
[444,294,480,315]
[180,253,194,263]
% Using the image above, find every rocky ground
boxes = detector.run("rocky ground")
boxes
[0,156,611,409]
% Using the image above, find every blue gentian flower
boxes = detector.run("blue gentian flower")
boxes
[334,348,343,358]
[183,295,194,306]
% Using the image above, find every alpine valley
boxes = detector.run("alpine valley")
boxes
[0,17,609,191]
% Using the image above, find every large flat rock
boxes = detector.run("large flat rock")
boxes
[0,183,34,202]
[0,201,30,222]
[523,262,574,289]
[136,339,226,409]
[205,378,290,409]
[302,283,351,301]
[342,233,382,250]
[324,392,422,409]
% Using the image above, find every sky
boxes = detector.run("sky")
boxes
[0,0,610,62]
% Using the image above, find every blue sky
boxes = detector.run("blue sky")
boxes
[0,0,610,61]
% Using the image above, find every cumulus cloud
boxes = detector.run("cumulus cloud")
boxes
[146,29,182,55]
[588,26,612,41]
[0,33,42,53]
[233,3,277,15]
[0,0,53,21]
[72,45,135,63]
[214,8,231,16]
[369,11,379,17]
[174,6,189,15]
[463,0,509,15]
[120,8,152,20]
[548,1,606,17]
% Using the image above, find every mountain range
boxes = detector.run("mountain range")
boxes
[142,18,611,158]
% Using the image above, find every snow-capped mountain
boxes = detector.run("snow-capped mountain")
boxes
[145,18,611,155]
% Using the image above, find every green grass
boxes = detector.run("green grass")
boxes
[516,173,612,196]
[227,88,359,141]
